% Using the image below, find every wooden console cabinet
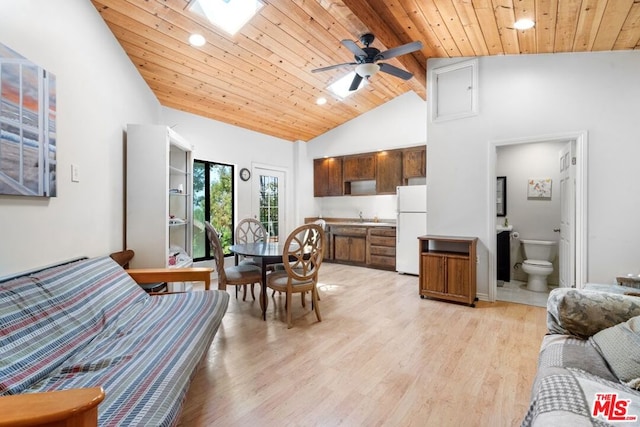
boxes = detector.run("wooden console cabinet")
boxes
[418,235,478,307]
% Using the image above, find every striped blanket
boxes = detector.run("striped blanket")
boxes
[0,256,229,426]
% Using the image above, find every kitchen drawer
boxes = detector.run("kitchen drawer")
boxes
[331,226,367,236]
[369,235,395,247]
[368,227,396,237]
[370,255,396,268]
[370,245,395,256]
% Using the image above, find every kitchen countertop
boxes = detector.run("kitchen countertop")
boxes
[306,217,396,227]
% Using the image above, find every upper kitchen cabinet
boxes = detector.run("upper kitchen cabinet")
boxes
[313,145,426,197]
[343,154,376,181]
[313,157,343,197]
[403,147,426,182]
[376,150,403,194]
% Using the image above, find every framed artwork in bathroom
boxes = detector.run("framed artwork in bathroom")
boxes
[496,176,507,217]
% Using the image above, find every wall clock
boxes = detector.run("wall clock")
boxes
[239,168,251,181]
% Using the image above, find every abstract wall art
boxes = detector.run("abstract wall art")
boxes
[527,178,552,199]
[0,42,57,197]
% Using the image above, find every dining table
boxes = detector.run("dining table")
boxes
[229,241,287,320]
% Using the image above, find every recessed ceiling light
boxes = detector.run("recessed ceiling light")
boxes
[514,19,535,30]
[316,97,327,105]
[189,34,206,47]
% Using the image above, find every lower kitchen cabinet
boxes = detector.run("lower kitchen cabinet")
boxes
[419,235,478,307]
[367,227,396,270]
[333,234,366,264]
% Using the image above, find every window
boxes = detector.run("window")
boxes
[193,160,234,260]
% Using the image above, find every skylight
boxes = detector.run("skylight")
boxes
[189,0,263,36]
[328,72,368,99]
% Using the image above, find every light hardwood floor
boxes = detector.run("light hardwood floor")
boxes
[178,263,547,426]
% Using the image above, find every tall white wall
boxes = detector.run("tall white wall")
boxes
[0,0,161,276]
[304,91,427,221]
[427,51,640,297]
[161,107,296,235]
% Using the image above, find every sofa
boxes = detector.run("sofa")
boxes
[523,286,640,426]
[0,255,229,426]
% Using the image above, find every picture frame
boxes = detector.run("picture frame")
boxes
[527,178,552,199]
[496,176,507,217]
[0,42,57,197]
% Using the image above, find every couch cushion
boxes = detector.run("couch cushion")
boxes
[26,289,229,427]
[0,256,147,395]
[592,316,640,389]
[547,288,640,339]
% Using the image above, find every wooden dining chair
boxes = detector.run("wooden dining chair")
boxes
[266,223,324,328]
[205,222,262,301]
[235,218,268,299]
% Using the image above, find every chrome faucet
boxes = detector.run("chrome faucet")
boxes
[359,211,364,222]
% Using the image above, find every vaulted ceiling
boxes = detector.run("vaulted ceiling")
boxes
[92,0,640,142]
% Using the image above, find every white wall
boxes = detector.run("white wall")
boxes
[0,0,161,276]
[496,140,566,284]
[161,107,296,235]
[304,91,427,221]
[427,51,640,297]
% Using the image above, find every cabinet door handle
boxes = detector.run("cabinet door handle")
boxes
[553,228,560,232]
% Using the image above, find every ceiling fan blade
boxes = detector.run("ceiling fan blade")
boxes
[311,62,357,73]
[349,73,363,91]
[379,63,413,80]
[341,39,366,57]
[377,41,423,60]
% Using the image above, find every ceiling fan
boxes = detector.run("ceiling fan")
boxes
[312,33,423,91]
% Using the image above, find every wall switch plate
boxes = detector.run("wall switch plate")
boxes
[71,164,80,182]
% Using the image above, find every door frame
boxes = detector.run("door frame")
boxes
[487,131,588,302]
[251,163,288,242]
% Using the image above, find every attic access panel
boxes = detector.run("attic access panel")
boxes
[431,59,478,122]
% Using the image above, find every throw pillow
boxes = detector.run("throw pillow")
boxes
[591,315,640,389]
[547,288,640,339]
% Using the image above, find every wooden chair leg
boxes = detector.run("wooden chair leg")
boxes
[301,292,306,308]
[242,284,248,301]
[250,283,256,300]
[286,291,292,329]
[312,287,322,322]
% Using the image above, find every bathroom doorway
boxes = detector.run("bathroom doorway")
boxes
[488,132,588,305]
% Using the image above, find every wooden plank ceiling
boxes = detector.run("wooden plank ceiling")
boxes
[92,0,640,142]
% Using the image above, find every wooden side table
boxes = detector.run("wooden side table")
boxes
[616,276,640,289]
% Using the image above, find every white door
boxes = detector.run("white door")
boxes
[252,166,285,242]
[559,141,575,288]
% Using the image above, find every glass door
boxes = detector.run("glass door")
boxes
[252,166,285,242]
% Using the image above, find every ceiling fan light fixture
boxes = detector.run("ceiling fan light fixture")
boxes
[355,63,380,78]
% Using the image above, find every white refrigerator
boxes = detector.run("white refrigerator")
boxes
[396,185,427,275]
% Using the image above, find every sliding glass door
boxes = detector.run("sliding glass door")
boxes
[193,160,234,260]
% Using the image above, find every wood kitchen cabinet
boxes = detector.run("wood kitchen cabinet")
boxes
[343,154,376,181]
[376,150,403,194]
[313,157,343,197]
[332,226,367,264]
[419,235,477,307]
[403,147,426,181]
[367,227,396,270]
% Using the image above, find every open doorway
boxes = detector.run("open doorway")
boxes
[488,132,588,304]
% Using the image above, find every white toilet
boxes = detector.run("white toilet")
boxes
[520,239,557,292]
